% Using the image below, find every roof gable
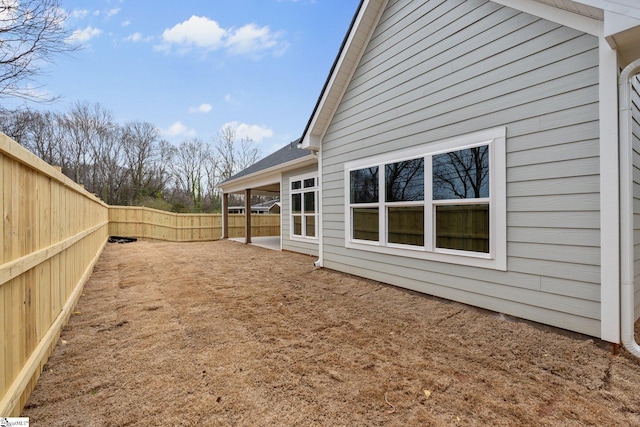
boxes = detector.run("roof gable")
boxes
[300,0,387,150]
[299,0,640,150]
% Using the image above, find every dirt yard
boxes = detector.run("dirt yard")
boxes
[21,240,640,426]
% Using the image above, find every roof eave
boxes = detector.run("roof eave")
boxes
[494,0,603,35]
[573,0,640,20]
[299,0,388,150]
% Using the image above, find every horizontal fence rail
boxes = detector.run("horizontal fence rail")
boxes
[109,206,280,241]
[0,133,109,416]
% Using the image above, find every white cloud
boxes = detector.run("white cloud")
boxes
[67,26,102,43]
[225,23,282,56]
[124,32,142,42]
[224,94,232,103]
[162,121,197,138]
[106,8,120,18]
[123,32,152,43]
[222,121,273,142]
[156,16,287,57]
[157,16,226,52]
[188,103,213,113]
[70,8,90,19]
[121,20,131,27]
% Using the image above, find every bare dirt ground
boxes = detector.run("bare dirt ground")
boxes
[22,240,640,426]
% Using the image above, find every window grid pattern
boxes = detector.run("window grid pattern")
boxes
[290,174,318,240]
[347,138,498,259]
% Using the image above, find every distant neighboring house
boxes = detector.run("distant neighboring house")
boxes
[219,0,640,355]
[228,199,281,215]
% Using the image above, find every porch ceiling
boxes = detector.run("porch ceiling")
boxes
[246,183,280,196]
[219,167,282,195]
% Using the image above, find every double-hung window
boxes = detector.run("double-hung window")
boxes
[290,174,318,239]
[345,128,506,270]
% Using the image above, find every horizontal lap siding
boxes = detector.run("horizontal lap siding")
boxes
[320,0,601,336]
[282,165,319,256]
[632,74,640,320]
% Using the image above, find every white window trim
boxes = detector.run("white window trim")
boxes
[344,127,506,271]
[289,172,319,241]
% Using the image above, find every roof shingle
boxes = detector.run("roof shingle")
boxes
[221,139,312,184]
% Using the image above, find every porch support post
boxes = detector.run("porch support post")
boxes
[244,188,252,244]
[222,192,229,239]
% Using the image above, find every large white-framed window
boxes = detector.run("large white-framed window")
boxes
[290,173,318,240]
[345,127,506,270]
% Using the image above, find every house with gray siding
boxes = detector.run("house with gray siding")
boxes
[222,0,640,355]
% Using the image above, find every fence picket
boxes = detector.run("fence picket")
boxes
[1,132,282,416]
[0,134,109,416]
[108,206,280,241]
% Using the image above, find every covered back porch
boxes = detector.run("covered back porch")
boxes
[221,181,281,246]
[218,140,316,247]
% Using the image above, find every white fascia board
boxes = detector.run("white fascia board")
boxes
[492,0,603,36]
[218,156,317,194]
[576,0,640,20]
[301,1,371,149]
[300,0,387,150]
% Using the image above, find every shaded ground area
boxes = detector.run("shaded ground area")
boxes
[23,240,640,426]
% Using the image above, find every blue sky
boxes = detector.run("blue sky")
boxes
[16,0,360,156]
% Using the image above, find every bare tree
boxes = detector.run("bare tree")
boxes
[237,136,259,172]
[0,107,35,144]
[210,125,261,210]
[214,124,259,181]
[25,109,65,166]
[215,125,237,182]
[203,150,220,211]
[0,101,265,212]
[0,0,79,101]
[61,101,113,185]
[91,123,126,203]
[169,138,210,212]
[0,108,67,168]
[154,139,174,196]
[121,121,161,204]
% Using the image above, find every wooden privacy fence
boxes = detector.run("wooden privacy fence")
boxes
[0,133,109,416]
[1,130,281,416]
[109,206,280,241]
